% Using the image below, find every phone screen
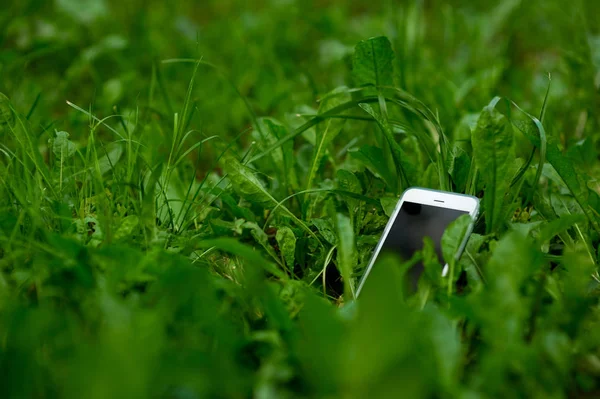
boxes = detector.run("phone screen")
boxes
[377,201,468,286]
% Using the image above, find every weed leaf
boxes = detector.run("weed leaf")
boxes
[94,142,124,176]
[276,226,296,272]
[514,118,600,233]
[472,98,514,233]
[243,221,284,268]
[221,152,320,242]
[349,145,396,189]
[352,36,395,87]
[49,131,76,158]
[336,169,364,231]
[536,214,586,245]
[360,103,415,190]
[380,197,398,217]
[448,145,471,193]
[312,218,337,245]
[256,118,297,190]
[114,215,139,241]
[441,214,473,266]
[441,214,472,293]
[335,213,357,299]
[197,238,286,280]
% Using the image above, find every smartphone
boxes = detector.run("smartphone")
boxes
[356,187,479,296]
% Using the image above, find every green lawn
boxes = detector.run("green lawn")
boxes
[2,0,600,397]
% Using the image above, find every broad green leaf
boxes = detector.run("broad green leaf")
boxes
[222,152,277,208]
[294,294,347,393]
[453,113,480,142]
[441,214,472,294]
[336,169,364,232]
[420,236,442,286]
[312,218,337,245]
[380,197,398,218]
[113,215,139,241]
[254,118,285,171]
[541,331,572,378]
[209,218,241,236]
[448,145,471,193]
[360,103,416,190]
[305,87,351,192]
[352,36,395,87]
[514,118,600,233]
[421,306,462,392]
[276,226,296,271]
[220,192,257,222]
[509,221,543,237]
[536,214,586,245]
[555,245,596,340]
[336,169,361,195]
[49,131,76,159]
[302,179,335,221]
[441,214,473,266]
[421,162,441,190]
[348,255,445,397]
[487,231,541,288]
[551,193,581,218]
[458,233,487,288]
[335,213,357,299]
[243,221,282,267]
[472,98,514,233]
[197,238,286,280]
[221,152,320,243]
[464,231,542,393]
[256,118,298,192]
[549,193,595,255]
[560,245,596,307]
[566,138,596,168]
[349,145,396,189]
[95,142,124,175]
[74,216,103,244]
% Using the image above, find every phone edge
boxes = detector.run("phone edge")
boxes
[355,187,479,298]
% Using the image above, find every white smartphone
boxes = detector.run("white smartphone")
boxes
[356,187,479,296]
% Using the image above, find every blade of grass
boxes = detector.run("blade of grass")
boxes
[510,75,551,190]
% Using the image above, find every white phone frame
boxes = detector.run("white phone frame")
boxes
[356,187,479,297]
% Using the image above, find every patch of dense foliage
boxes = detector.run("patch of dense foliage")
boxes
[2,0,600,397]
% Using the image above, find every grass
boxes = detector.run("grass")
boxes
[2,0,600,397]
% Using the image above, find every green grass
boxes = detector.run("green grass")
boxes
[2,0,600,397]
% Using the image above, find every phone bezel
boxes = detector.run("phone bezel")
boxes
[356,187,479,297]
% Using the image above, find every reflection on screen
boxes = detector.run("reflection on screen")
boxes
[379,201,467,286]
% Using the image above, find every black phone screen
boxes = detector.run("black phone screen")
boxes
[377,201,468,285]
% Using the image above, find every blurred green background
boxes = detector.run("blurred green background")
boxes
[3,0,599,140]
